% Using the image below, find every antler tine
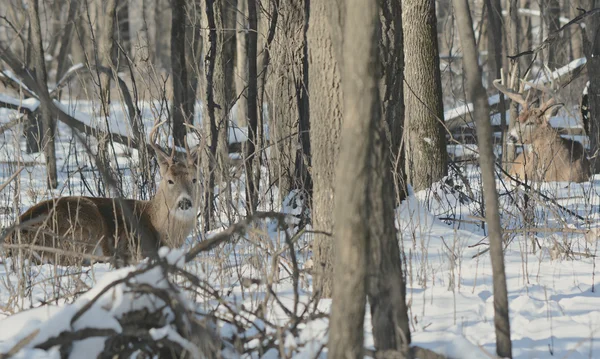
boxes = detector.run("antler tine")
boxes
[149,119,173,165]
[493,79,529,108]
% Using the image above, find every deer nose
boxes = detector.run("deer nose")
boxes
[178,198,193,210]
[507,135,518,144]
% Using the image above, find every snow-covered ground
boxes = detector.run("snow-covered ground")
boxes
[0,101,599,358]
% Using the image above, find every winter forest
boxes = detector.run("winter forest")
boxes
[0,0,599,358]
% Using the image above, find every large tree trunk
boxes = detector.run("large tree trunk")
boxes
[268,0,312,200]
[244,0,259,213]
[582,0,600,174]
[98,0,117,106]
[235,0,248,127]
[380,0,407,201]
[307,0,343,299]
[504,0,521,171]
[368,0,412,352]
[485,0,507,164]
[401,0,448,191]
[453,0,513,357]
[329,0,375,355]
[26,0,58,189]
[201,0,237,230]
[544,0,564,69]
[171,0,190,146]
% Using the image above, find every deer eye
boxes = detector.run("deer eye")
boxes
[168,179,174,185]
[192,178,197,184]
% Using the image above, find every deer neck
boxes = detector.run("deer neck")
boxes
[530,126,561,151]
[146,197,197,249]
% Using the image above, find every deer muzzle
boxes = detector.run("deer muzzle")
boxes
[178,197,193,211]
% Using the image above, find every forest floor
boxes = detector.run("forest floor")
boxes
[0,103,599,358]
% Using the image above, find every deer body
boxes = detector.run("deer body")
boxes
[493,76,591,183]
[509,125,590,183]
[5,120,201,266]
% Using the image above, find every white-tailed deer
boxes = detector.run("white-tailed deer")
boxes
[4,119,201,266]
[494,79,591,183]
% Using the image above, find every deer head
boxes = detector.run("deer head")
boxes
[493,77,561,145]
[149,119,201,221]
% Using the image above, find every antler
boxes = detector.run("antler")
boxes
[493,78,529,108]
[149,119,175,166]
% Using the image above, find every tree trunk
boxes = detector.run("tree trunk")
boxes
[582,0,600,174]
[453,0,513,357]
[244,0,259,213]
[485,0,507,163]
[505,0,520,171]
[268,0,312,199]
[307,0,343,299]
[171,0,189,146]
[544,0,564,69]
[26,0,58,189]
[235,0,248,127]
[98,0,117,106]
[329,0,377,355]
[155,0,172,69]
[380,0,407,201]
[56,0,79,83]
[401,0,448,191]
[367,0,412,352]
[201,0,237,230]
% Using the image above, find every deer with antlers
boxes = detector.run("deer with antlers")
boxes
[493,76,591,183]
[3,119,201,266]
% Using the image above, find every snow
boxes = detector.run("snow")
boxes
[0,98,599,358]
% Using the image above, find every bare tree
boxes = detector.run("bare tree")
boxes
[171,0,190,146]
[380,0,407,200]
[453,0,512,357]
[504,0,521,171]
[98,0,118,106]
[26,0,58,189]
[244,0,259,213]
[485,0,507,164]
[235,0,248,127]
[368,0,412,352]
[401,0,448,191]
[200,0,237,230]
[329,0,373,354]
[307,0,343,299]
[267,0,312,200]
[581,1,600,174]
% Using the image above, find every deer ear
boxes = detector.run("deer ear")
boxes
[187,145,200,167]
[543,103,562,122]
[156,154,170,174]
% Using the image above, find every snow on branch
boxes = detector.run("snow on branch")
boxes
[0,252,223,359]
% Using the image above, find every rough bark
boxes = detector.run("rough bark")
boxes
[544,0,564,69]
[380,0,407,201]
[56,0,79,83]
[453,0,513,357]
[26,0,58,189]
[235,0,248,127]
[485,0,507,164]
[401,0,448,191]
[268,0,312,199]
[505,0,520,171]
[582,0,600,174]
[201,0,237,230]
[171,0,189,146]
[98,0,117,106]
[329,0,377,355]
[307,0,343,299]
[244,0,259,213]
[368,0,412,352]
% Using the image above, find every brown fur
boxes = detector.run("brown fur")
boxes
[6,120,201,266]
[508,112,591,183]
